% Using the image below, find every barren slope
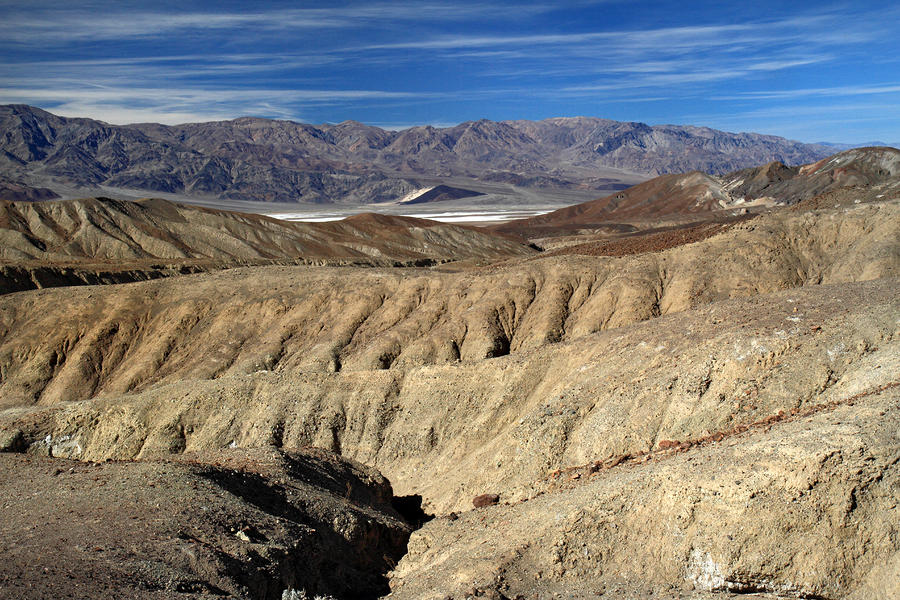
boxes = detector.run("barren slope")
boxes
[0,203,900,406]
[390,385,900,599]
[0,200,895,522]
[1,274,896,524]
[493,171,729,237]
[0,447,412,600]
[0,197,897,599]
[495,147,900,239]
[0,200,895,408]
[0,197,533,266]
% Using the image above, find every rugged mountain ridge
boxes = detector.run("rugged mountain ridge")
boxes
[0,104,835,204]
[495,146,900,236]
[0,196,535,295]
[505,117,834,175]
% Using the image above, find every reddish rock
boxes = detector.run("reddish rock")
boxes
[473,493,500,508]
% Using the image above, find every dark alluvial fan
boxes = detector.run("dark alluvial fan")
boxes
[0,177,60,202]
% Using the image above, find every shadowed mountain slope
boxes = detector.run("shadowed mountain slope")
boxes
[396,184,483,205]
[0,178,59,202]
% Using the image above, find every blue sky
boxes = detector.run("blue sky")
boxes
[1,0,898,143]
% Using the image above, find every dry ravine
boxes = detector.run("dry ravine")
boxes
[0,195,898,597]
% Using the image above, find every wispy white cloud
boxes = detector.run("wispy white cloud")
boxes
[0,86,429,124]
[671,99,900,143]
[558,58,833,95]
[714,84,900,101]
[360,14,856,53]
[346,10,876,98]
[477,54,830,87]
[1,53,342,70]
[0,55,345,85]
[0,2,559,44]
[362,19,811,52]
[0,87,422,103]
[684,101,900,122]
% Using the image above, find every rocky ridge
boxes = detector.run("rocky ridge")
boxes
[0,196,531,264]
[0,265,895,514]
[0,200,895,409]
[495,146,900,236]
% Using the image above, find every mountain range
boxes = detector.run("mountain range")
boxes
[1,104,839,205]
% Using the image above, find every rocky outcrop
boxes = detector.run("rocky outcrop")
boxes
[724,146,900,205]
[0,263,207,295]
[389,385,900,599]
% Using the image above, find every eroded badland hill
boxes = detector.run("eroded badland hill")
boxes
[0,148,898,599]
[0,197,533,294]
